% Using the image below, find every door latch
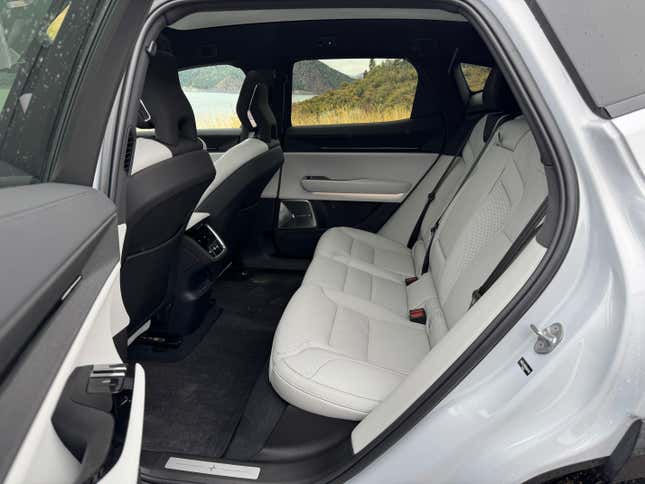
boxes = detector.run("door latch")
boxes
[530,323,563,354]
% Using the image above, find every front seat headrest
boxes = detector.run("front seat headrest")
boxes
[482,67,521,115]
[139,51,200,152]
[236,71,277,143]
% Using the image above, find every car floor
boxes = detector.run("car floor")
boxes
[131,269,303,458]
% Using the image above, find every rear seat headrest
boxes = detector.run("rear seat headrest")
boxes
[236,70,278,143]
[483,68,521,115]
[139,51,199,149]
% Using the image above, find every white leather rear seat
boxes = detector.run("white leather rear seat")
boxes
[302,114,492,316]
[270,115,547,420]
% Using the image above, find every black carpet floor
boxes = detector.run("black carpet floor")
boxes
[136,270,302,458]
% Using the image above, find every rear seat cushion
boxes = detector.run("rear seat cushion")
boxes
[315,227,415,277]
[269,284,429,420]
[303,254,409,316]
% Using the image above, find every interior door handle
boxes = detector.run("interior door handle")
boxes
[300,176,411,195]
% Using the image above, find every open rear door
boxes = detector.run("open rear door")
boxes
[0,1,150,483]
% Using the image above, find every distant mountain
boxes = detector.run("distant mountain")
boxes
[179,65,245,92]
[179,60,353,95]
[292,60,354,94]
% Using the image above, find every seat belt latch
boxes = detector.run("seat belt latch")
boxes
[405,276,418,286]
[409,308,426,324]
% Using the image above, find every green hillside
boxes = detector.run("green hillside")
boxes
[292,59,417,125]
[292,60,353,94]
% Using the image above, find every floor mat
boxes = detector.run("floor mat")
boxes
[214,270,303,328]
[136,270,303,458]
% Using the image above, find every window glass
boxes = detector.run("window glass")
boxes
[179,65,245,129]
[460,63,492,93]
[0,0,103,188]
[291,58,418,126]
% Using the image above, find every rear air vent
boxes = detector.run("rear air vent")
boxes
[123,130,135,173]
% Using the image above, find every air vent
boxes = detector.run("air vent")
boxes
[123,130,135,173]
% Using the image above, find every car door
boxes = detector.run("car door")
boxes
[0,1,150,483]
[271,58,448,258]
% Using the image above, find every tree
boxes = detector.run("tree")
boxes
[368,58,376,71]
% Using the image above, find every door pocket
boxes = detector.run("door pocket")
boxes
[278,200,317,229]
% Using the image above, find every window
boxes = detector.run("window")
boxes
[179,65,245,129]
[0,0,104,188]
[460,63,492,93]
[291,58,418,126]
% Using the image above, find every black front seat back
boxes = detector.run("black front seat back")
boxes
[121,51,215,331]
[196,71,284,252]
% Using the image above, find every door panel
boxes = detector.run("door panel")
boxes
[272,149,440,258]
[0,184,123,482]
[0,0,151,479]
[269,115,443,259]
[278,151,436,203]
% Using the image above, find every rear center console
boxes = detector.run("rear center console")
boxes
[156,221,230,336]
[187,223,227,261]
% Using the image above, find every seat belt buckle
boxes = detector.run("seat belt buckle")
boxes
[409,308,426,324]
[405,276,418,286]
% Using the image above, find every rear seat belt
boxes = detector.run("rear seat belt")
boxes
[406,118,480,248]
[421,113,513,273]
[469,198,547,307]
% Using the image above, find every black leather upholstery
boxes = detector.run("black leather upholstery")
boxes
[121,52,215,331]
[198,70,284,256]
[482,68,521,115]
[139,51,203,155]
[236,70,278,143]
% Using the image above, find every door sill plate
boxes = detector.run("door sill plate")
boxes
[165,457,260,480]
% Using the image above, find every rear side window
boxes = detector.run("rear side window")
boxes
[179,65,245,129]
[460,63,491,93]
[0,0,105,188]
[291,58,418,126]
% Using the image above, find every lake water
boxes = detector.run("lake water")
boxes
[185,91,313,127]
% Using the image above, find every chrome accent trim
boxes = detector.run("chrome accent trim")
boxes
[60,275,82,302]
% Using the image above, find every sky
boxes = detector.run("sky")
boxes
[321,58,389,78]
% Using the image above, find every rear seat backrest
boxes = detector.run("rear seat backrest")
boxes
[427,117,546,333]
[407,68,522,270]
[416,115,490,251]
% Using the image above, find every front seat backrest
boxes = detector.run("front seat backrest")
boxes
[195,70,284,252]
[120,51,215,331]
